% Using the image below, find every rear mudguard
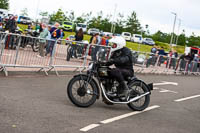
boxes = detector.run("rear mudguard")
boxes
[128,77,153,93]
[74,74,100,99]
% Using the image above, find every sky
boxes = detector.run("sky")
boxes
[9,0,200,36]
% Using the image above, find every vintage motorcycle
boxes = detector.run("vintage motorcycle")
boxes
[67,49,153,111]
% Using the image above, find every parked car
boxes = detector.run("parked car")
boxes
[0,9,8,20]
[76,23,87,33]
[17,16,31,25]
[87,28,100,35]
[121,32,131,41]
[113,33,121,37]
[62,21,74,32]
[103,32,113,37]
[131,34,143,43]
[142,38,155,45]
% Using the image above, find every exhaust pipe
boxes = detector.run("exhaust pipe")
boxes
[128,92,150,103]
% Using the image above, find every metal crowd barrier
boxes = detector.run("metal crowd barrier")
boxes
[174,59,200,75]
[0,32,112,76]
[0,31,199,76]
[132,52,200,76]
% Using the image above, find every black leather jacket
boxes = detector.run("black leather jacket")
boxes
[109,47,133,71]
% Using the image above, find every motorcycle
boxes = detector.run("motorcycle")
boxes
[23,29,40,52]
[67,49,153,111]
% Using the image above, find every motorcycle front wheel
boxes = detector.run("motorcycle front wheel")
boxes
[127,81,150,111]
[67,76,98,107]
[32,39,39,52]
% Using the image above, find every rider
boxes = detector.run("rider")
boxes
[107,36,134,99]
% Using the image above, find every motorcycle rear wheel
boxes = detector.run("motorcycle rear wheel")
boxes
[66,47,72,61]
[67,76,97,107]
[127,81,150,111]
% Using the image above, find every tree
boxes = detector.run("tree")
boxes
[39,11,48,17]
[125,11,141,34]
[0,0,9,9]
[152,30,171,43]
[75,15,86,24]
[49,8,66,24]
[88,11,103,29]
[68,11,75,22]
[20,8,28,16]
[188,33,200,47]
[115,13,125,33]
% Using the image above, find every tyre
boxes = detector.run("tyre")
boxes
[127,81,150,111]
[32,40,39,52]
[66,47,72,61]
[67,76,98,107]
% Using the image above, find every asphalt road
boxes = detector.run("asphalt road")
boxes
[0,74,200,133]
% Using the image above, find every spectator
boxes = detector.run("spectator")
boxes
[46,25,52,40]
[70,28,84,58]
[151,46,157,54]
[75,28,84,41]
[60,28,65,39]
[37,23,49,57]
[45,22,61,56]
[175,52,193,71]
[158,47,165,55]
[5,15,17,49]
[101,35,107,46]
[91,33,98,44]
[39,23,43,32]
[91,33,99,61]
[45,25,52,55]
[35,23,40,32]
[28,24,32,30]
[193,54,199,62]
[167,49,178,69]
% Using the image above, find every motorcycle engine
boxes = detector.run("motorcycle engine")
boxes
[98,67,109,77]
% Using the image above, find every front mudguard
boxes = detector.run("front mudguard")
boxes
[74,74,100,99]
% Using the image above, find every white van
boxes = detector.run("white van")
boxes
[131,34,143,43]
[0,9,8,20]
[121,32,131,41]
[76,23,87,33]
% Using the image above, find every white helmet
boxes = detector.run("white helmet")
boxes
[109,36,126,52]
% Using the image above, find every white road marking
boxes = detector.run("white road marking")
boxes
[174,95,200,102]
[154,81,178,86]
[153,87,160,90]
[100,105,160,124]
[80,124,100,132]
[159,89,178,93]
[79,105,160,132]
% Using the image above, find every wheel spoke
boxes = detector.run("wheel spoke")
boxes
[70,80,94,104]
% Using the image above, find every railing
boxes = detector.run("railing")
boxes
[132,51,200,75]
[0,32,112,76]
[0,31,199,76]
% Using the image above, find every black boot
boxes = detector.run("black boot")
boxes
[118,81,129,99]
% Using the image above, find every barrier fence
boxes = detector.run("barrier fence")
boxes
[0,31,199,76]
[133,51,200,75]
[0,32,112,76]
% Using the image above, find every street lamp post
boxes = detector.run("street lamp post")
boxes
[175,19,181,46]
[111,4,117,33]
[35,0,40,21]
[170,12,177,46]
